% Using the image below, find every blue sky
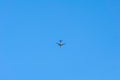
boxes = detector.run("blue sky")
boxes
[0,0,120,80]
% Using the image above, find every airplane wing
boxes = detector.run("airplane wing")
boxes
[56,42,59,44]
[59,40,63,42]
[62,43,65,46]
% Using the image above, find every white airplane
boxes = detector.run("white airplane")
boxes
[56,40,65,48]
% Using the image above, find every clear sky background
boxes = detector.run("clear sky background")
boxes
[0,0,120,80]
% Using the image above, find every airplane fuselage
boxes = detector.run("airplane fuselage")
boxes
[58,43,63,48]
[56,40,65,48]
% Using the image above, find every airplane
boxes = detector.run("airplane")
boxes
[56,40,65,48]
